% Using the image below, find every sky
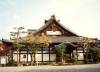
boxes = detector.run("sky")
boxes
[0,0,100,39]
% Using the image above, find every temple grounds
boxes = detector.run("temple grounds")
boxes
[0,64,100,72]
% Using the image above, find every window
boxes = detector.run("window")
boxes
[23,54,26,58]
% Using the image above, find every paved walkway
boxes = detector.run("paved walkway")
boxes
[0,64,100,72]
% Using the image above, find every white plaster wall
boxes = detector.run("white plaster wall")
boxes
[50,54,56,61]
[13,54,18,61]
[13,52,56,62]
[43,54,49,61]
[0,56,8,64]
[78,53,84,60]
[36,54,42,61]
[36,51,42,53]
[28,54,31,62]
[20,54,27,62]
[20,51,27,53]
[43,51,49,53]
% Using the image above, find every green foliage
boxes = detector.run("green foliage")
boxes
[25,34,50,65]
[38,34,49,48]
[13,43,22,49]
[26,34,49,53]
[90,47,100,58]
[55,43,66,56]
[6,60,17,66]
[59,43,66,56]
[70,57,76,63]
[70,51,77,64]
[55,43,66,64]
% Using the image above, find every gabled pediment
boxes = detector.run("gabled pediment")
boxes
[34,15,78,37]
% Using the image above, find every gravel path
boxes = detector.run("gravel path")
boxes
[0,64,100,72]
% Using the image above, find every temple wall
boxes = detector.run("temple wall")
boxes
[13,50,56,63]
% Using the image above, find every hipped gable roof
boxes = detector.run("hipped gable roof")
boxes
[34,15,78,36]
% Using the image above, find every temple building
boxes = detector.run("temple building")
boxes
[0,15,97,66]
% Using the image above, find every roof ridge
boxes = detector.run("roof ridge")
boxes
[33,19,52,35]
[57,22,78,36]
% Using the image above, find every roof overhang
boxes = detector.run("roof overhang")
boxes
[48,36,81,43]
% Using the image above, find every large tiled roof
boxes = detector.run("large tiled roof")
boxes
[33,19,52,35]
[2,39,13,43]
[34,15,78,36]
[48,36,81,43]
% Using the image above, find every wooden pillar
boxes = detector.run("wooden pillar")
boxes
[27,50,28,63]
[49,46,50,63]
[83,47,85,63]
[34,53,35,63]
[76,47,78,63]
[19,50,20,63]
[6,53,7,65]
[11,50,13,63]
[31,52,32,64]
[42,47,43,63]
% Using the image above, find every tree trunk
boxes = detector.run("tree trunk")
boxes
[11,49,13,64]
[30,53,33,65]
[31,54,33,65]
[31,53,35,65]
[34,53,36,64]
[17,49,19,66]
[61,57,64,64]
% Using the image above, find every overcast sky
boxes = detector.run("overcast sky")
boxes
[0,0,100,39]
